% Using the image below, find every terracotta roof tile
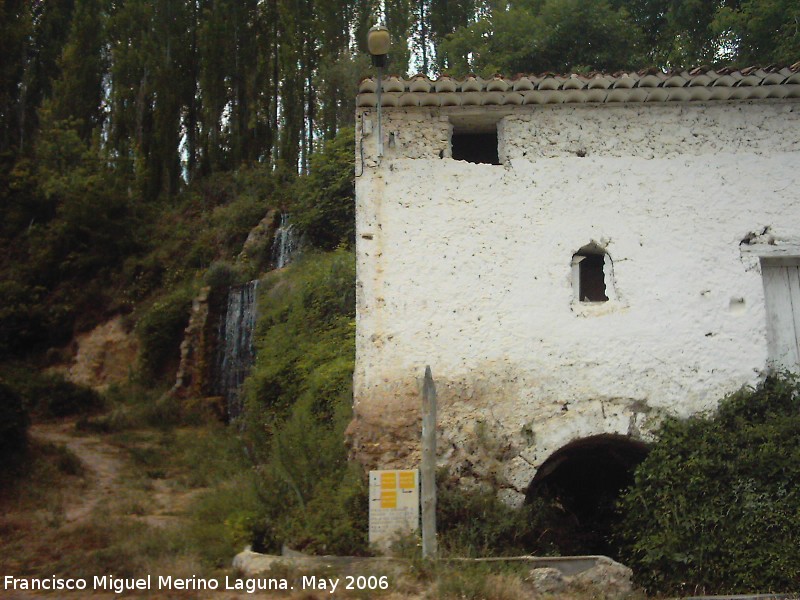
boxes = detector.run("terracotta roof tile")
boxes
[356,65,800,107]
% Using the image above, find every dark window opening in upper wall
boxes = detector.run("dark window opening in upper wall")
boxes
[451,130,499,165]
[577,253,608,302]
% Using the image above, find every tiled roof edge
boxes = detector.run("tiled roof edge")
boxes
[356,64,800,107]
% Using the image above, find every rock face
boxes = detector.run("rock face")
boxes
[569,558,634,595]
[353,89,800,499]
[172,210,295,408]
[54,316,139,391]
[237,209,278,267]
[527,567,565,593]
[527,557,634,596]
[171,286,213,400]
[172,214,275,404]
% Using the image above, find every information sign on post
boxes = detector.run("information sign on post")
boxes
[368,469,419,548]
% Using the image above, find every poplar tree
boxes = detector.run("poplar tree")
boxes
[430,0,476,72]
[384,0,414,75]
[48,0,108,143]
[107,0,154,183]
[0,0,31,153]
[1,1,76,154]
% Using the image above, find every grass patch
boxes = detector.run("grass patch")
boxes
[77,380,187,433]
[432,562,531,600]
[187,472,266,567]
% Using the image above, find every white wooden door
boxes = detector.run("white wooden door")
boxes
[761,259,800,372]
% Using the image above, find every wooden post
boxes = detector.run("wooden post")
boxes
[421,365,437,559]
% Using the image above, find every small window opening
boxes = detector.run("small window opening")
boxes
[451,130,499,165]
[573,247,608,302]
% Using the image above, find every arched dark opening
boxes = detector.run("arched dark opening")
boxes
[526,435,649,558]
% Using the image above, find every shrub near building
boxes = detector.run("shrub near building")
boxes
[242,249,366,554]
[617,374,800,594]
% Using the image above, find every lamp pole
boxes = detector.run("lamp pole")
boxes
[367,25,390,158]
[376,66,383,157]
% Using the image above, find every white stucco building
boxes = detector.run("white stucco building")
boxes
[349,66,800,507]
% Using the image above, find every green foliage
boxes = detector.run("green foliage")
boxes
[626,0,725,68]
[119,165,287,306]
[32,374,104,419]
[437,476,557,557]
[1,367,103,419]
[273,464,369,555]
[31,117,140,282]
[0,380,29,469]
[617,374,800,595]
[245,249,356,433]
[292,128,355,251]
[78,380,185,433]
[0,116,143,354]
[243,249,366,554]
[0,1,74,155]
[3,119,142,350]
[441,0,645,76]
[135,285,195,382]
[0,280,51,357]
[205,261,245,292]
[439,0,800,74]
[713,0,800,66]
[188,473,267,567]
[185,437,267,567]
[316,52,371,140]
[1,123,298,361]
[47,0,107,142]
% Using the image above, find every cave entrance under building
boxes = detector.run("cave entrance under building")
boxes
[526,434,649,558]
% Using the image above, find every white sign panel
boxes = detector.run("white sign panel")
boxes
[368,469,419,548]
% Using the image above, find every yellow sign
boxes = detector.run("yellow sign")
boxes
[381,472,396,489]
[399,471,415,489]
[380,489,397,509]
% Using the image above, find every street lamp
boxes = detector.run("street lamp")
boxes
[367,25,390,157]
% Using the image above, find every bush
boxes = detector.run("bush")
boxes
[617,374,800,595]
[0,280,51,357]
[241,249,364,554]
[0,380,29,467]
[292,128,355,250]
[204,261,243,292]
[245,249,355,441]
[272,464,369,556]
[189,473,266,567]
[136,285,194,382]
[250,364,364,555]
[437,476,558,557]
[34,374,103,418]
[3,369,103,419]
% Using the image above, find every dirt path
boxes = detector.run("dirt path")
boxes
[30,421,125,524]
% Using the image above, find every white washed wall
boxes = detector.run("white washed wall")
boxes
[351,100,800,504]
